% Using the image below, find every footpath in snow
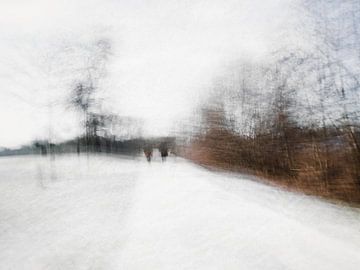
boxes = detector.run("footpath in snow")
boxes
[1,154,360,270]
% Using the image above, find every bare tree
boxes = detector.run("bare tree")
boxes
[69,37,112,152]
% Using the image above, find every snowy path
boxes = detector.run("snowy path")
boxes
[1,154,360,269]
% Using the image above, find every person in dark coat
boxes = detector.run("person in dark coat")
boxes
[159,142,168,162]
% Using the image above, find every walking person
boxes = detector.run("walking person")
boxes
[143,146,153,162]
[159,142,168,162]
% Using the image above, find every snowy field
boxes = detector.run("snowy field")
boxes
[1,154,360,270]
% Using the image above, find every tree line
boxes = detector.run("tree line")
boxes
[185,0,360,204]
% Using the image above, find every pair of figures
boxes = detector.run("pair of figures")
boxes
[143,144,168,162]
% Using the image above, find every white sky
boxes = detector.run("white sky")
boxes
[0,0,297,148]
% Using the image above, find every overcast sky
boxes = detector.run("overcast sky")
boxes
[0,0,298,148]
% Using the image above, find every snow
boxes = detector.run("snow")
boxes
[1,154,360,269]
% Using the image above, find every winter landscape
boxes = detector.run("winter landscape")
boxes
[1,154,360,269]
[1,0,360,269]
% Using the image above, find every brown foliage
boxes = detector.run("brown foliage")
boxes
[187,125,360,205]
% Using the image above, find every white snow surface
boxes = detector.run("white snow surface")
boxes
[1,154,360,270]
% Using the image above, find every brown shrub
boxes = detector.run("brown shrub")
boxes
[186,127,360,205]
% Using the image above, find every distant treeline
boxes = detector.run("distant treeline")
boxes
[0,136,176,157]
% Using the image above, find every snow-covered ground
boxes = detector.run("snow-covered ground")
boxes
[1,153,360,270]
